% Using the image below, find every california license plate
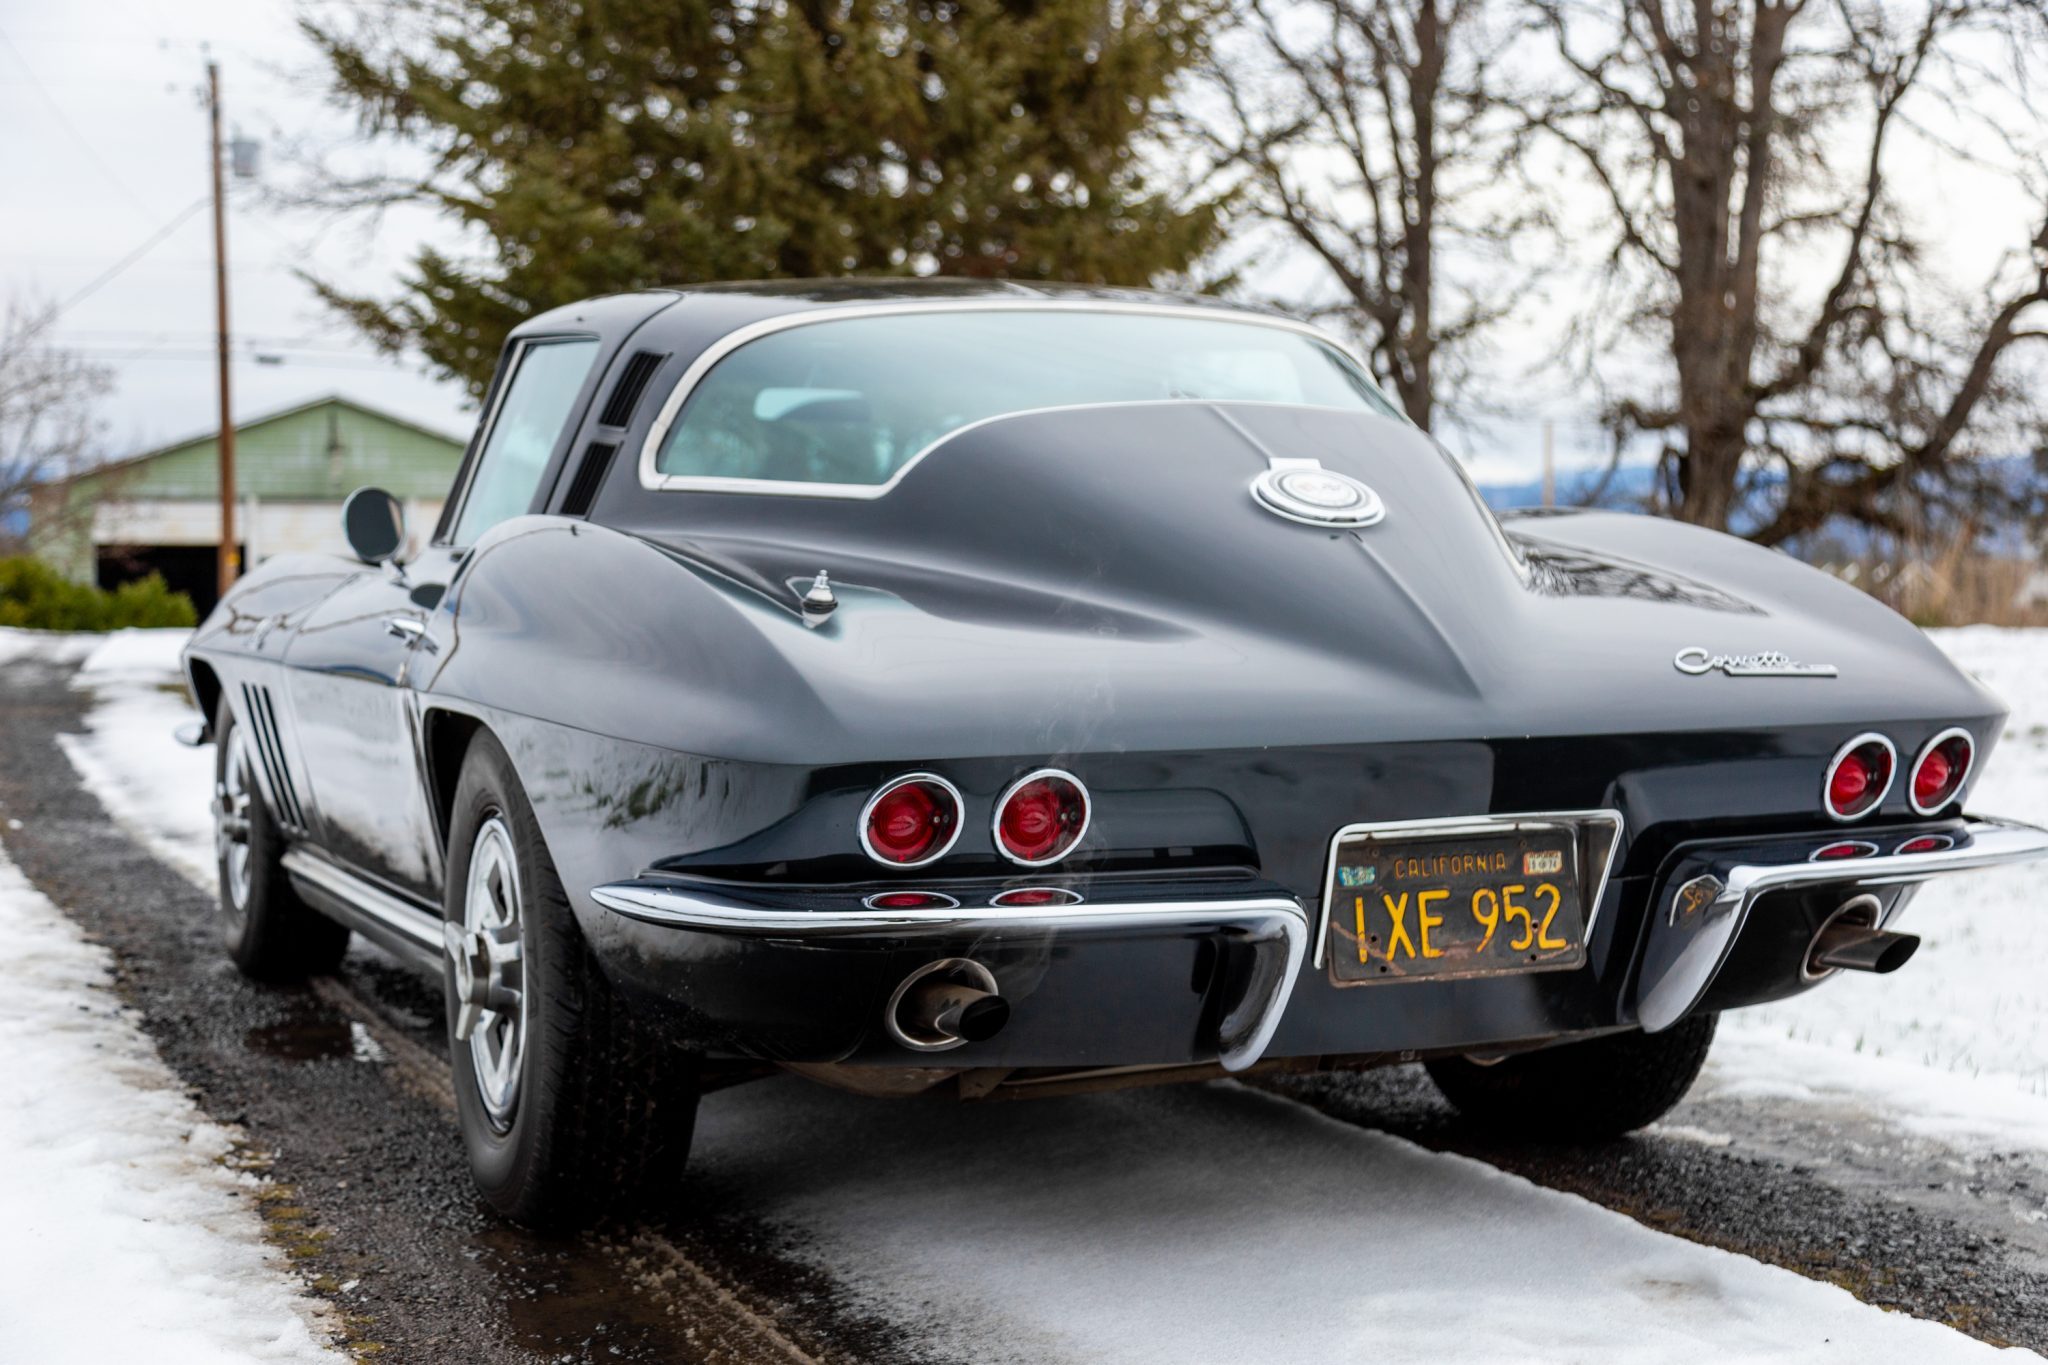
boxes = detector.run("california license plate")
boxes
[1323,826,1587,984]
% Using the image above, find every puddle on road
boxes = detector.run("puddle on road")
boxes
[470,1223,727,1363]
[245,1015,388,1064]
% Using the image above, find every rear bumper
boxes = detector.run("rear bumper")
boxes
[585,814,2048,1073]
[590,877,1308,1070]
[1631,814,2048,1031]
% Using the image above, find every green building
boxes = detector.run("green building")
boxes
[36,395,467,614]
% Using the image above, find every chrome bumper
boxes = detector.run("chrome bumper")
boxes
[590,881,1310,1072]
[1634,815,2048,1032]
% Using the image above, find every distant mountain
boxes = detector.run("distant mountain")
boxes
[1477,466,1656,514]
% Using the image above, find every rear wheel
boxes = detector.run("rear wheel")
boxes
[443,730,699,1228]
[212,697,349,980]
[1423,1014,1717,1141]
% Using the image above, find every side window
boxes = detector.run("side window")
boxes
[452,337,599,546]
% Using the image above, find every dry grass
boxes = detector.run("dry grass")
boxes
[1815,537,2048,628]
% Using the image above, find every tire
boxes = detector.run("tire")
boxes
[442,729,699,1228]
[213,697,349,980]
[1423,1013,1718,1141]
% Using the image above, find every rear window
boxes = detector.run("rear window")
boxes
[650,309,1400,488]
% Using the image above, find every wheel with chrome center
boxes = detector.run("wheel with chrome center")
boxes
[215,720,256,921]
[442,730,700,1228]
[209,696,350,980]
[449,815,528,1131]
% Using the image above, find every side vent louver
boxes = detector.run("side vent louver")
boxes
[239,683,306,831]
[598,350,665,429]
[561,441,618,518]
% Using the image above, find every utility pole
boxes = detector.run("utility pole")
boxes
[1541,418,1556,509]
[208,60,238,601]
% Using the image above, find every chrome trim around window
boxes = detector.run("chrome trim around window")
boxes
[991,767,1092,868]
[857,772,965,869]
[1312,809,1625,970]
[442,333,599,549]
[635,299,1395,499]
[1823,732,1897,822]
[588,882,1310,1072]
[1907,726,1975,816]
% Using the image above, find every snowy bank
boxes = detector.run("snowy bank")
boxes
[0,841,339,1362]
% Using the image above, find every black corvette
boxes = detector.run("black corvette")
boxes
[183,280,2048,1225]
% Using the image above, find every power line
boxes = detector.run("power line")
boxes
[54,197,211,318]
[0,22,157,218]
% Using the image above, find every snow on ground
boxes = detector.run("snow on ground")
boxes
[695,1077,2026,1364]
[0,840,339,1362]
[53,628,216,890]
[1708,627,2048,1149]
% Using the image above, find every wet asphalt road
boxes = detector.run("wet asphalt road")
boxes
[4,649,2048,1360]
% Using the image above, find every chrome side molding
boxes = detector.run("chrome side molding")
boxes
[282,847,444,973]
[591,881,1309,1072]
[1634,815,2048,1033]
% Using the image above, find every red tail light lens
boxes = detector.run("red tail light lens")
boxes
[994,770,1090,866]
[860,775,962,867]
[862,890,961,910]
[1909,729,1973,815]
[1823,735,1894,821]
[990,887,1083,907]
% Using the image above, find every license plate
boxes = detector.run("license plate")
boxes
[1323,826,1587,984]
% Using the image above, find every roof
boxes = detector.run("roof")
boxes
[513,277,1293,346]
[87,394,468,482]
[64,394,470,502]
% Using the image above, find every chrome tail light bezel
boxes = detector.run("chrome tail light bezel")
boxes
[1907,727,1975,817]
[858,772,966,869]
[1822,732,1897,822]
[991,768,1092,868]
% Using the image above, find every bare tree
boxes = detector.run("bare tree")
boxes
[0,298,113,557]
[1203,0,1539,430]
[1527,0,2048,541]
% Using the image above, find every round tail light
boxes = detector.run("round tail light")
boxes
[1908,728,1973,815]
[1823,734,1895,821]
[993,769,1090,866]
[860,774,962,867]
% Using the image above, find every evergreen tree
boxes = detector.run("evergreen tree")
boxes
[303,0,1222,394]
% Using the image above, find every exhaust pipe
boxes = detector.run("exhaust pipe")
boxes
[1805,895,1919,978]
[887,958,1009,1051]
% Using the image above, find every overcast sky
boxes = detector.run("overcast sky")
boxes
[1,0,475,456]
[4,1,2040,488]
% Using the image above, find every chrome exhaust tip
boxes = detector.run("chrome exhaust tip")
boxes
[886,958,1008,1052]
[1804,894,1920,980]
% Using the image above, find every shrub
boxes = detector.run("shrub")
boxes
[0,557,197,630]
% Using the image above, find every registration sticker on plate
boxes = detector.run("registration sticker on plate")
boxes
[1323,826,1587,985]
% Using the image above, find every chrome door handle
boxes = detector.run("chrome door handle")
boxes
[384,616,427,642]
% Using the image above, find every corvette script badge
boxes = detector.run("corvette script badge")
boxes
[1674,647,1838,679]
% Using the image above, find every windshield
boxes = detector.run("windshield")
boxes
[651,309,1402,488]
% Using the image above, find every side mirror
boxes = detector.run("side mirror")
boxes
[342,487,406,565]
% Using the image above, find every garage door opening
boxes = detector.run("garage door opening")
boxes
[96,545,240,617]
